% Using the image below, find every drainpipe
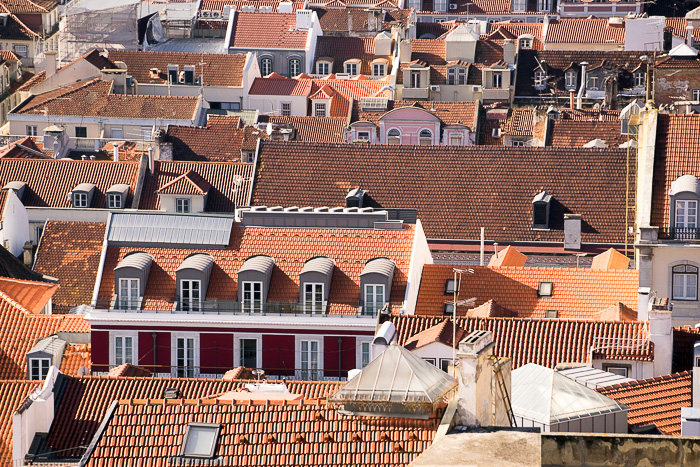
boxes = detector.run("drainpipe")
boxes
[337,337,343,380]
[576,62,588,110]
[152,332,157,376]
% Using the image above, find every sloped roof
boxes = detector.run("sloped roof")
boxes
[165,115,252,162]
[0,277,56,313]
[512,363,628,425]
[253,142,634,244]
[545,18,625,44]
[388,315,653,369]
[315,36,390,75]
[0,380,41,466]
[352,100,477,128]
[266,115,347,143]
[0,136,50,159]
[139,160,254,211]
[229,12,310,49]
[597,372,692,436]
[0,243,45,282]
[487,245,526,267]
[549,118,628,148]
[404,319,467,350]
[1,0,57,13]
[415,264,638,319]
[60,343,91,375]
[156,169,211,195]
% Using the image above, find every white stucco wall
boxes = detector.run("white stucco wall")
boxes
[1,189,29,256]
[403,219,433,314]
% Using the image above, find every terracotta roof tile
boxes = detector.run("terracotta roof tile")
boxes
[598,372,692,436]
[1,0,57,14]
[60,343,91,375]
[265,115,347,143]
[108,363,151,377]
[229,12,310,49]
[388,314,653,369]
[45,375,343,459]
[0,276,56,313]
[414,264,638,319]
[201,0,305,10]
[85,398,442,467]
[166,115,252,162]
[253,142,635,244]
[13,79,200,120]
[139,160,254,210]
[487,21,544,49]
[651,114,700,233]
[549,112,628,148]
[404,319,467,350]
[501,108,533,136]
[0,136,49,159]
[0,380,41,465]
[545,17,625,44]
[33,221,106,312]
[107,50,247,87]
[156,169,211,195]
[315,36,390,75]
[96,224,415,315]
[351,100,477,128]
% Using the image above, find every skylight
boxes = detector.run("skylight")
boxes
[538,281,553,297]
[181,423,221,458]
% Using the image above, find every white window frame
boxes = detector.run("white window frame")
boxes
[234,334,262,369]
[13,44,28,57]
[565,70,577,89]
[112,332,137,367]
[534,70,546,90]
[364,284,385,315]
[180,279,202,312]
[372,63,385,77]
[344,62,359,76]
[288,57,301,77]
[176,198,191,213]
[118,278,139,310]
[492,71,503,89]
[260,57,274,76]
[281,102,291,116]
[241,281,263,313]
[387,128,401,144]
[26,125,37,136]
[172,333,199,377]
[29,358,51,380]
[356,131,371,141]
[73,192,88,208]
[693,89,700,101]
[447,67,466,85]
[634,71,645,88]
[449,133,463,145]
[673,264,698,301]
[317,61,330,75]
[589,76,599,90]
[676,200,698,229]
[410,70,421,88]
[303,282,324,312]
[519,38,532,49]
[295,335,322,380]
[314,103,326,117]
[357,339,372,368]
[108,193,122,209]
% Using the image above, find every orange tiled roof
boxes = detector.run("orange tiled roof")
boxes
[108,363,151,377]
[166,115,253,162]
[15,69,45,92]
[0,158,140,210]
[414,264,638,319]
[84,398,442,467]
[315,36,390,75]
[351,100,477,128]
[1,0,57,13]
[253,142,634,244]
[156,169,211,195]
[33,221,106,313]
[45,375,344,458]
[651,114,700,233]
[107,50,247,87]
[665,17,700,42]
[501,108,533,136]
[97,224,415,314]
[549,112,628,148]
[139,160,254,210]
[0,276,56,314]
[0,136,50,159]
[465,299,517,318]
[201,0,305,10]
[60,343,91,375]
[0,380,41,466]
[388,314,653,369]
[545,17,625,44]
[13,79,200,120]
[229,12,310,49]
[598,372,692,436]
[404,319,467,350]
[265,115,347,143]
[487,21,544,49]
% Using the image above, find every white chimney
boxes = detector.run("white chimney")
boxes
[371,321,396,360]
[147,147,154,172]
[649,308,672,376]
[296,9,312,30]
[637,287,651,321]
[576,62,588,109]
[688,25,694,47]
[44,51,57,78]
[502,39,515,65]
[113,143,119,162]
[564,214,581,250]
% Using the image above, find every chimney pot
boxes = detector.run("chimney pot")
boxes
[23,241,33,267]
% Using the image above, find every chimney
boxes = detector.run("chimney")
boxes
[399,39,412,64]
[371,321,396,360]
[502,39,515,65]
[455,330,510,427]
[23,241,33,267]
[569,90,575,110]
[563,214,581,250]
[44,51,57,78]
[296,9,312,30]
[89,155,96,160]
[81,155,87,161]
[374,31,392,56]
[147,147,154,172]
[637,287,650,321]
[576,62,588,109]
[649,308,672,376]
[113,143,119,162]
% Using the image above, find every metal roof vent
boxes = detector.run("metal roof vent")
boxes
[164,387,181,399]
[346,188,366,208]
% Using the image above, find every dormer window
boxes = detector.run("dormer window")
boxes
[419,129,433,145]
[314,102,326,117]
[565,70,577,90]
[534,70,546,91]
[176,254,214,312]
[344,60,360,76]
[532,191,552,229]
[447,66,467,85]
[669,175,700,239]
[176,198,191,213]
[299,256,334,313]
[360,258,395,315]
[71,183,95,208]
[519,38,532,49]
[108,194,122,209]
[184,65,196,84]
[492,71,503,89]
[588,76,599,90]
[634,71,646,88]
[168,64,178,84]
[238,255,274,313]
[316,60,332,75]
[114,252,152,310]
[29,358,50,380]
[107,184,129,210]
[372,62,385,77]
[387,128,401,144]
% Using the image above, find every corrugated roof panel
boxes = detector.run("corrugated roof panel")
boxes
[108,213,234,248]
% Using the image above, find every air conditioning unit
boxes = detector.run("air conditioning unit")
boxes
[492,128,502,138]
[430,85,441,92]
[211,10,221,18]
[449,3,457,9]
[200,10,211,18]
[472,85,480,92]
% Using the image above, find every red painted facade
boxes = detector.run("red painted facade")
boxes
[91,331,110,372]
[138,331,171,374]
[324,335,356,379]
[200,333,234,374]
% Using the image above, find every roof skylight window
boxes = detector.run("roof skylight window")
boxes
[181,423,221,458]
[538,281,553,297]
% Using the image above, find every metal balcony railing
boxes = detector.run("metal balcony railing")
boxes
[664,227,700,241]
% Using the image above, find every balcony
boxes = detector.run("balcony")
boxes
[402,87,429,100]
[481,87,510,102]
[661,228,700,241]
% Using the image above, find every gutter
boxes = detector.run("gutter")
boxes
[90,212,112,308]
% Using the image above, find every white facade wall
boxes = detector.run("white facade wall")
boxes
[403,219,432,314]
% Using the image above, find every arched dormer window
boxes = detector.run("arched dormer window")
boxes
[387,128,401,145]
[670,174,700,239]
[260,56,274,76]
[419,129,433,145]
[344,59,361,76]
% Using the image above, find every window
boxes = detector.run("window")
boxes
[604,365,629,377]
[13,44,28,57]
[410,70,421,88]
[447,67,466,85]
[450,133,463,145]
[73,192,88,208]
[304,283,324,312]
[289,58,301,77]
[119,278,139,310]
[676,200,698,229]
[545,309,558,318]
[387,129,400,144]
[419,129,433,145]
[445,279,458,295]
[534,70,546,90]
[300,339,319,380]
[36,226,44,242]
[364,284,385,314]
[210,102,240,110]
[345,62,358,76]
[588,76,599,90]
[176,198,191,213]
[317,62,330,75]
[434,0,447,11]
[444,303,454,315]
[184,66,195,85]
[26,125,37,136]
[29,358,50,380]
[176,337,196,377]
[239,338,258,368]
[492,71,503,89]
[440,358,451,373]
[519,38,532,49]
[537,0,549,11]
[181,423,220,459]
[260,57,273,76]
[538,281,553,297]
[114,335,134,365]
[512,140,526,147]
[110,127,123,139]
[168,64,178,84]
[693,89,700,101]
[512,0,526,10]
[533,204,547,226]
[634,72,645,88]
[75,126,87,138]
[357,131,370,141]
[565,70,577,89]
[673,265,698,300]
[423,357,437,366]
[314,103,326,117]
[108,193,122,209]
[242,281,263,313]
[281,102,291,116]
[373,63,385,77]
[181,279,201,312]
[361,341,371,368]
